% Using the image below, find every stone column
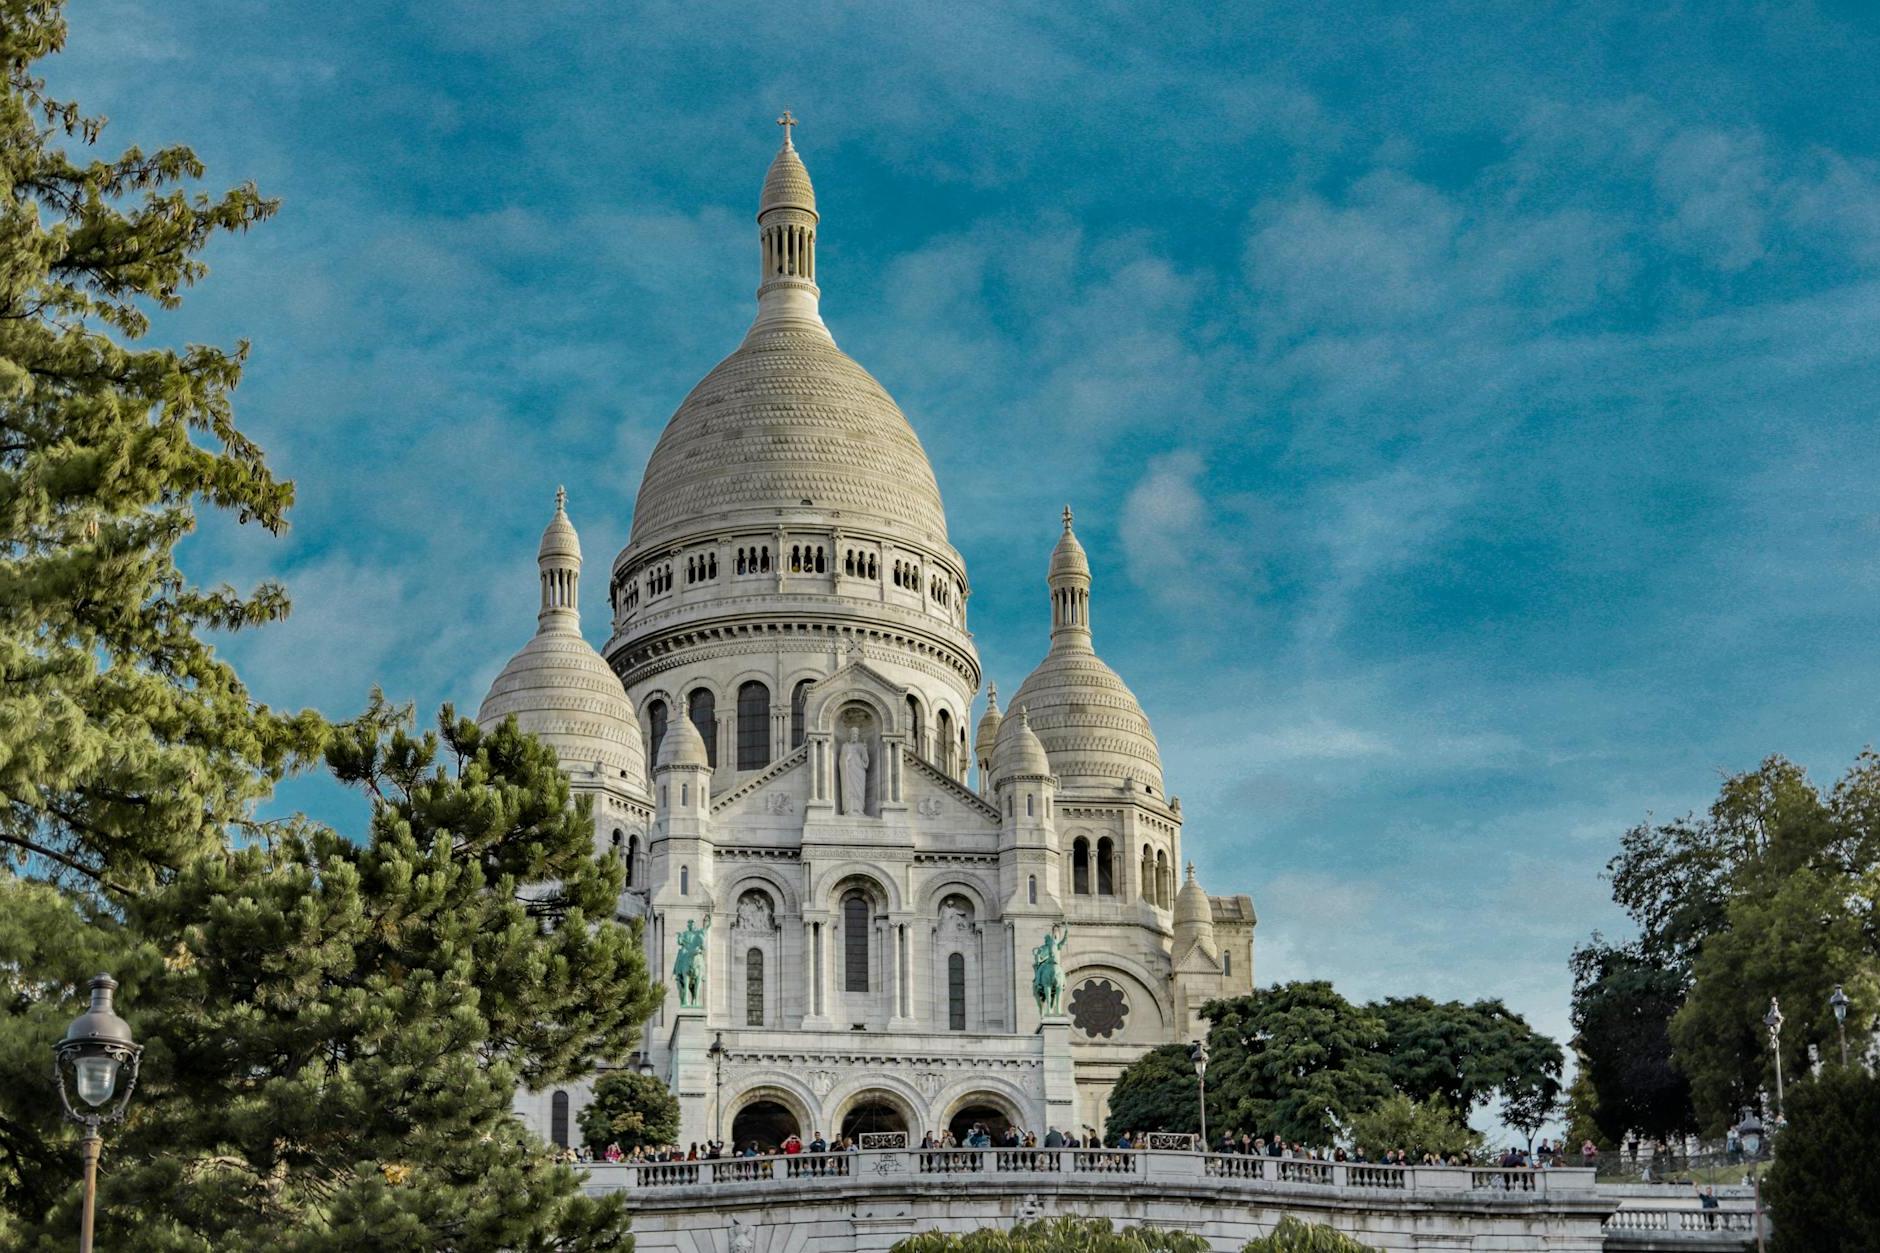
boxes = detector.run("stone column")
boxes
[802,913,831,1028]
[671,1009,713,1145]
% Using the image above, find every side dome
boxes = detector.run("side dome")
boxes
[479,633,645,788]
[973,683,1004,764]
[1173,863,1217,957]
[1011,508,1164,794]
[478,491,646,793]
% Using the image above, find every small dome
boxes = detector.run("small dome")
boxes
[478,631,645,792]
[1174,863,1217,955]
[993,706,1053,783]
[538,486,580,563]
[760,133,816,219]
[657,705,711,770]
[1048,507,1090,582]
[974,683,1004,761]
[1010,648,1162,793]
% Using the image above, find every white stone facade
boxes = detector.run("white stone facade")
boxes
[479,125,1256,1154]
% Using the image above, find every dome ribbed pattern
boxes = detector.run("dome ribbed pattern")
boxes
[478,630,645,792]
[538,494,580,562]
[657,706,710,769]
[1049,517,1090,582]
[1010,648,1163,793]
[626,325,950,552]
[761,141,817,218]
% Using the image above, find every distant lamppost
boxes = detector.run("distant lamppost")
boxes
[1763,999,1785,1124]
[1188,1039,1209,1149]
[52,974,142,1253]
[1739,1112,1766,1253]
[1828,985,1850,1067]
[708,1032,727,1144]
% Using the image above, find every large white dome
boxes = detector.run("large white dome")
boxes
[625,325,949,554]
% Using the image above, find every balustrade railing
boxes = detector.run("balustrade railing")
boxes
[590,1150,1591,1199]
[1603,1208,1756,1234]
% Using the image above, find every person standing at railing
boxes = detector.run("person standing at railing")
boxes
[1691,1182,1720,1230]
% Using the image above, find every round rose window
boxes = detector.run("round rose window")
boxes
[1069,978,1129,1039]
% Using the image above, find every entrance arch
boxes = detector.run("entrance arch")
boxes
[730,1098,800,1153]
[948,1103,1011,1144]
[837,1089,913,1142]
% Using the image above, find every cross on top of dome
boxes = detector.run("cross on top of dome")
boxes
[777,110,797,146]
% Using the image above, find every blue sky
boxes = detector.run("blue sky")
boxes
[50,2,1880,1087]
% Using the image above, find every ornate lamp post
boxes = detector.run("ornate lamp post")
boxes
[1188,1038,1209,1149]
[52,974,142,1253]
[1738,1113,1766,1253]
[1828,984,1850,1067]
[709,1031,726,1146]
[1762,998,1784,1124]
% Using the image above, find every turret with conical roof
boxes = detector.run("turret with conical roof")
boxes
[1173,862,1217,960]
[974,683,1004,796]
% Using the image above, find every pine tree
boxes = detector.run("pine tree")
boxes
[0,0,326,897]
[8,706,656,1249]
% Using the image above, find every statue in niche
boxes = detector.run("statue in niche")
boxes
[838,725,870,816]
[673,917,711,1008]
[938,896,972,938]
[735,890,774,932]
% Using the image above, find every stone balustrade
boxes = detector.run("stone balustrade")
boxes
[586,1147,1601,1198]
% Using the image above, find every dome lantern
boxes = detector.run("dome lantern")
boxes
[755,111,823,331]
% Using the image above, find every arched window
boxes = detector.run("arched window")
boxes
[680,865,689,896]
[760,546,770,573]
[906,695,922,755]
[736,680,770,770]
[688,688,717,768]
[1097,837,1115,896]
[737,549,747,575]
[1140,844,1154,902]
[843,892,869,992]
[814,547,825,573]
[1028,875,1038,905]
[1155,850,1170,909]
[1073,838,1090,895]
[791,545,802,573]
[625,834,638,887]
[1026,792,1034,817]
[845,551,855,576]
[550,1090,570,1148]
[936,709,954,773]
[646,699,668,774]
[868,554,878,579]
[791,679,812,749]
[746,947,765,1026]
[947,952,966,1031]
[1223,949,1232,977]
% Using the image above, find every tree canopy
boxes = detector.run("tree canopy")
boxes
[1762,1064,1880,1253]
[1241,1219,1379,1253]
[0,9,661,1246]
[1104,982,1560,1150]
[579,1071,682,1154]
[893,1218,1208,1253]
[0,0,325,898]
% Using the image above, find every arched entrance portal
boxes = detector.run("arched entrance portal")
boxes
[840,1098,909,1142]
[731,1099,800,1153]
[948,1103,1012,1144]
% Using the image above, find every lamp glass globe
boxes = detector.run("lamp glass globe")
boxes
[74,1054,119,1107]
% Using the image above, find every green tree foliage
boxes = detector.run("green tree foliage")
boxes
[4,705,658,1249]
[1205,983,1391,1144]
[893,1217,1208,1253]
[0,0,325,897]
[1763,1064,1880,1253]
[1241,1218,1378,1253]
[579,1071,681,1153]
[1373,995,1562,1125]
[1668,756,1880,1133]
[1568,944,1693,1142]
[1346,1094,1479,1163]
[1102,1043,1203,1139]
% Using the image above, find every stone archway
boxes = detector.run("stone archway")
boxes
[730,1098,800,1153]
[837,1089,913,1143]
[948,1103,1011,1144]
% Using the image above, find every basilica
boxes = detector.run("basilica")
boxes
[477,121,1256,1152]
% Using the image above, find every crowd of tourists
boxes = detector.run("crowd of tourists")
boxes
[560,1128,1580,1168]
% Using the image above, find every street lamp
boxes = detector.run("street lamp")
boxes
[1738,1112,1766,1253]
[708,1031,726,1145]
[1829,985,1850,1067]
[1762,998,1784,1125]
[52,974,142,1253]
[1188,1039,1209,1150]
